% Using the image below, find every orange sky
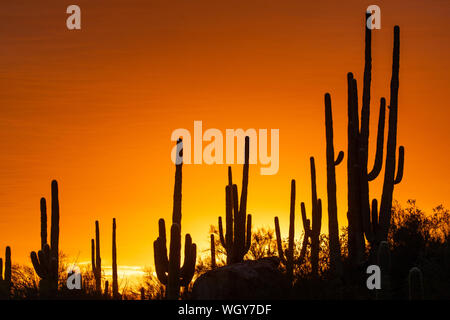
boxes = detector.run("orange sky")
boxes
[0,0,449,273]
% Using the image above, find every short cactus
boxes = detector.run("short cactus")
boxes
[301,157,322,276]
[274,179,296,282]
[0,246,12,299]
[91,220,102,294]
[408,267,424,300]
[210,234,216,270]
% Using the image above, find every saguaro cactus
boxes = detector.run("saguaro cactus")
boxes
[112,218,119,299]
[30,180,60,298]
[91,220,102,294]
[301,157,322,276]
[346,14,405,265]
[274,179,296,282]
[324,93,344,276]
[154,139,197,300]
[0,246,12,298]
[210,234,216,270]
[408,267,424,300]
[218,137,252,264]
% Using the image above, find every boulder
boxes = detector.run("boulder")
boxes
[191,257,289,300]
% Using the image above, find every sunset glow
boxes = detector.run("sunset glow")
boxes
[1,0,449,284]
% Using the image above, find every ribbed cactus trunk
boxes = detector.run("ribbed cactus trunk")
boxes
[218,136,252,264]
[112,218,119,299]
[0,246,12,299]
[91,220,102,294]
[347,72,366,267]
[378,26,404,242]
[154,139,197,300]
[324,93,344,276]
[30,180,60,298]
[274,179,295,283]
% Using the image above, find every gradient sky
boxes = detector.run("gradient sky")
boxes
[0,0,449,274]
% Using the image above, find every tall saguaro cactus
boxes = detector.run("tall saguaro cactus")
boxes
[0,246,12,298]
[154,139,197,300]
[324,93,344,276]
[301,157,322,276]
[112,218,119,299]
[91,220,102,293]
[30,180,60,298]
[218,137,252,264]
[346,14,405,265]
[274,179,296,283]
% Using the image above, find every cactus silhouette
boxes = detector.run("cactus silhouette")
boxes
[218,136,252,264]
[91,220,102,294]
[30,180,60,298]
[104,280,109,299]
[0,246,12,299]
[210,234,216,270]
[301,157,322,276]
[408,267,424,300]
[274,179,296,283]
[112,218,119,299]
[346,14,405,265]
[154,139,197,300]
[324,93,344,276]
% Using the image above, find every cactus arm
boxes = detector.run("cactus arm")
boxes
[371,199,378,234]
[334,151,344,166]
[180,234,197,287]
[218,217,226,248]
[274,217,286,264]
[40,198,47,250]
[30,251,46,279]
[228,166,232,186]
[368,98,386,181]
[210,234,216,269]
[167,223,181,300]
[153,238,168,285]
[91,239,96,273]
[239,136,249,217]
[245,214,252,253]
[50,180,59,266]
[287,180,295,265]
[4,247,11,285]
[394,146,404,184]
[225,185,234,251]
